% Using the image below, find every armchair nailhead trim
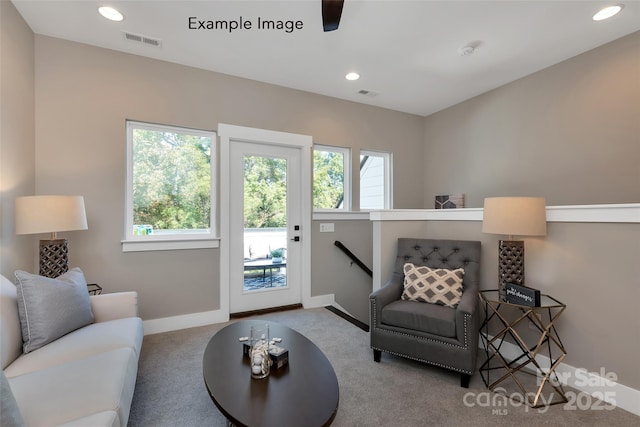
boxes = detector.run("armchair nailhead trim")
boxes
[372,298,378,326]
[373,314,469,349]
[463,313,469,347]
[371,300,474,374]
[370,346,473,375]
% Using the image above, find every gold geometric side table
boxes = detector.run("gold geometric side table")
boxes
[478,289,567,408]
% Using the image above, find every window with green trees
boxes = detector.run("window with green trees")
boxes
[313,145,350,210]
[126,121,215,237]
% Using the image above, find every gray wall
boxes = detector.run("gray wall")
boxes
[413,32,640,390]
[0,1,35,278]
[423,31,640,208]
[30,35,424,320]
[311,219,373,323]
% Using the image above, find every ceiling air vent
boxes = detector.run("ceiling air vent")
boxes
[357,89,379,97]
[122,31,162,48]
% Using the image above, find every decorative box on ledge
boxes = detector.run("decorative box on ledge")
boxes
[505,283,541,307]
[243,343,289,370]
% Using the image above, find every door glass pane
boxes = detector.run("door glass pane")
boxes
[243,155,288,291]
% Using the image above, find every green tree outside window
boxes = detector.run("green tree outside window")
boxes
[313,150,345,209]
[132,128,212,232]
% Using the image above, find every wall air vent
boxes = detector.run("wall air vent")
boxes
[122,31,162,48]
[357,89,379,97]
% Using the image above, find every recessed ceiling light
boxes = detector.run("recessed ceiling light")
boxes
[345,72,360,81]
[98,6,124,22]
[593,4,623,21]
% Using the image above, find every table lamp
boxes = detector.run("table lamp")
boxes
[15,195,88,278]
[482,197,546,301]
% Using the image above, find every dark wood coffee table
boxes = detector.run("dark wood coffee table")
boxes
[203,320,339,427]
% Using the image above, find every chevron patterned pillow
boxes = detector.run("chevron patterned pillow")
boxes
[401,263,465,308]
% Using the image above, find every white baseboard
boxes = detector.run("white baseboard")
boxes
[481,338,640,416]
[303,293,335,309]
[143,294,338,335]
[143,309,229,335]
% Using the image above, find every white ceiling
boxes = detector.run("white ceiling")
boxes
[12,0,640,116]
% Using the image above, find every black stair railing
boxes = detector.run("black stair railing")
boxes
[334,241,373,278]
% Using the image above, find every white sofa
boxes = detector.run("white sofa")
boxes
[1,274,143,427]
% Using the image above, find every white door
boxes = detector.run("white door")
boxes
[219,124,311,315]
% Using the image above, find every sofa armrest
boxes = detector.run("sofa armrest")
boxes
[90,292,139,322]
[369,273,403,327]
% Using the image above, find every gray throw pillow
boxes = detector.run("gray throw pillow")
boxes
[1,370,25,427]
[14,268,94,354]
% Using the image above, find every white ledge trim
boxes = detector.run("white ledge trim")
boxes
[122,238,220,252]
[313,211,370,220]
[369,203,640,223]
[369,208,482,222]
[545,204,640,223]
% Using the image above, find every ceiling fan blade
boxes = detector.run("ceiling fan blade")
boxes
[322,0,344,32]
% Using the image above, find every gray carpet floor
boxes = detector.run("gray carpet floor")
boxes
[128,307,639,426]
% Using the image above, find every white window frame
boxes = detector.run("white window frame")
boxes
[313,144,351,211]
[122,121,218,252]
[359,149,392,210]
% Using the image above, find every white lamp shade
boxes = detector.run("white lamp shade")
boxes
[15,195,88,235]
[482,197,546,237]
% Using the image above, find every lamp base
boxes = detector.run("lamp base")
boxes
[39,239,69,278]
[498,240,525,302]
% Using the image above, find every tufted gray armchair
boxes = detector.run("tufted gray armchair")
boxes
[370,238,481,387]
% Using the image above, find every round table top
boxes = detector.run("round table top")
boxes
[203,319,339,427]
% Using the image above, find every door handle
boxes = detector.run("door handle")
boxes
[290,236,300,242]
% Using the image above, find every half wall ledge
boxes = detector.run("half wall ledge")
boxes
[368,203,640,223]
